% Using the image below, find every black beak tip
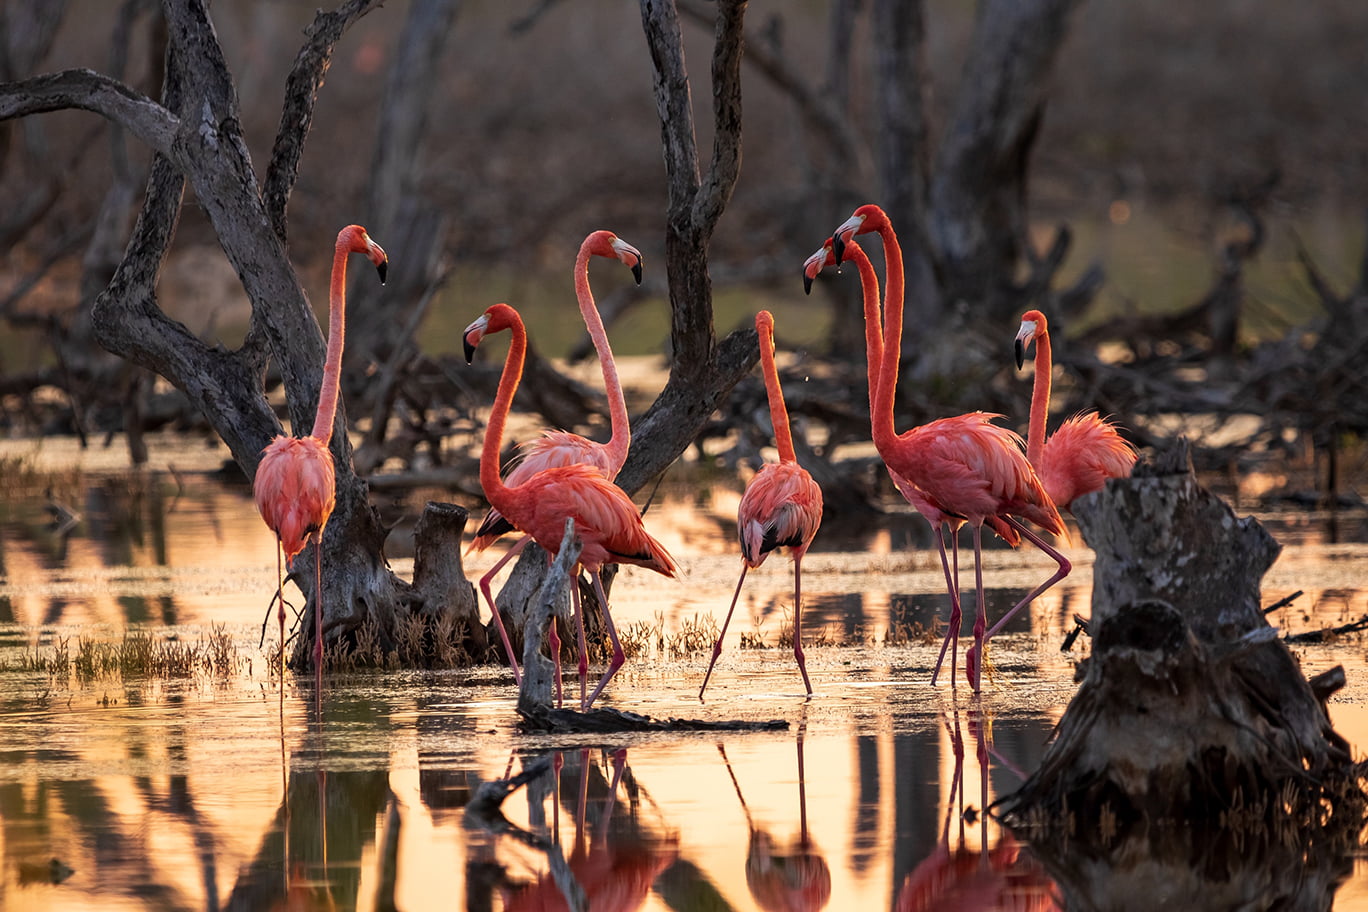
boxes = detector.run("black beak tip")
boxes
[1014,339,1025,370]
[376,260,389,285]
[463,339,476,364]
[631,262,643,285]
[832,236,847,263]
[803,274,814,295]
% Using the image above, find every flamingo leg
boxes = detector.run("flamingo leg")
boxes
[793,553,813,695]
[276,543,286,680]
[582,571,625,710]
[573,571,589,711]
[929,523,963,686]
[477,535,530,685]
[984,518,1072,640]
[313,534,324,688]
[968,524,987,693]
[700,564,749,700]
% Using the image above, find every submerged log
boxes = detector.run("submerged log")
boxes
[997,440,1366,907]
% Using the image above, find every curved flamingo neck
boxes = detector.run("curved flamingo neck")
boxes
[846,243,883,412]
[1027,326,1053,469]
[480,310,528,508]
[576,240,629,475]
[309,234,353,443]
[757,317,798,464]
[873,222,905,450]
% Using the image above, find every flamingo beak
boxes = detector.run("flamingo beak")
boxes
[831,213,864,263]
[463,314,490,364]
[802,246,828,295]
[1014,320,1037,369]
[611,238,644,285]
[365,238,389,284]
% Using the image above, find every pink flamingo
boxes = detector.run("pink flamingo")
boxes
[808,233,1021,687]
[253,224,388,676]
[468,231,643,693]
[1015,309,1136,511]
[700,310,824,698]
[832,204,1070,691]
[464,303,678,710]
[805,237,1022,687]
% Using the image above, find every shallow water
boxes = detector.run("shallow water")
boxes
[2,437,1368,910]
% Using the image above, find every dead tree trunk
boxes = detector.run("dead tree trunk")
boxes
[0,0,477,670]
[997,441,1365,909]
[492,0,762,649]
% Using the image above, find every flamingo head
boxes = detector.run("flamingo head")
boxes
[755,309,775,338]
[338,224,389,284]
[802,238,837,295]
[586,230,644,284]
[463,302,518,363]
[1014,309,1048,368]
[831,203,888,261]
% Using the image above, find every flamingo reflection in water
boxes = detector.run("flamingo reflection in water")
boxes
[718,722,832,911]
[500,748,679,912]
[895,709,1059,912]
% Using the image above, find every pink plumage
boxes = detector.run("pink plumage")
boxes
[700,310,823,698]
[831,204,1071,692]
[469,230,642,553]
[253,437,335,562]
[252,224,387,676]
[1016,309,1137,511]
[466,302,675,710]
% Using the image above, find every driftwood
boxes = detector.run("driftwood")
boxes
[997,440,1366,909]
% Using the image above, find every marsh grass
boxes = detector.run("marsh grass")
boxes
[324,613,471,671]
[12,625,242,681]
[0,454,83,498]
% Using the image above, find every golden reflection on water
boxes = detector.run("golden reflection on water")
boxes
[2,455,1368,908]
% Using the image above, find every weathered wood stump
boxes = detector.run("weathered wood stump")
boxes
[997,440,1367,908]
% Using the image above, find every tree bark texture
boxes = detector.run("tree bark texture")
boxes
[927,0,1080,322]
[997,440,1365,909]
[620,0,758,497]
[0,0,442,670]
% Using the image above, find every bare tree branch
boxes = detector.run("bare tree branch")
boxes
[262,0,384,243]
[0,68,178,153]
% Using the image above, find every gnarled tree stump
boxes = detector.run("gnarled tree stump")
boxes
[997,440,1366,908]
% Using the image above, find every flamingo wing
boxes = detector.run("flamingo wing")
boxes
[254,436,336,562]
[737,462,823,566]
[470,431,615,549]
[501,464,678,577]
[1039,412,1137,510]
[899,413,1063,536]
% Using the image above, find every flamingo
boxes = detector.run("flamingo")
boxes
[253,224,387,678]
[832,204,1070,691]
[717,724,832,912]
[1015,309,1136,511]
[805,237,1021,687]
[699,310,824,698]
[464,302,678,710]
[468,231,643,694]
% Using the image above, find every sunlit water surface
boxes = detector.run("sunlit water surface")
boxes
[1,434,1367,910]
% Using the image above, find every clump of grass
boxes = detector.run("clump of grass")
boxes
[885,604,939,646]
[0,455,83,498]
[668,613,718,659]
[13,625,244,682]
[325,613,472,671]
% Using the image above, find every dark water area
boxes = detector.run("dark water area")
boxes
[1,436,1367,910]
